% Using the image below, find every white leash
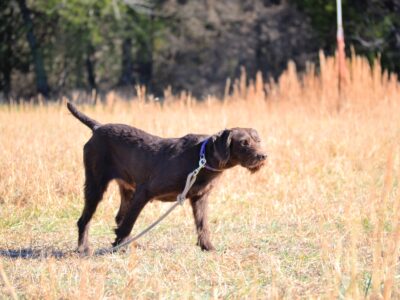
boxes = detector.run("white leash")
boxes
[95,155,207,255]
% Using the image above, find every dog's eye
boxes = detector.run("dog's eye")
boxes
[241,140,250,147]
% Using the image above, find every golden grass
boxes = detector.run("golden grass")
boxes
[1,53,400,298]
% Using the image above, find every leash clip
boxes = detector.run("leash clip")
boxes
[199,154,207,168]
[177,194,185,205]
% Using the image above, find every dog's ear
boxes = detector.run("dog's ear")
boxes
[211,129,232,168]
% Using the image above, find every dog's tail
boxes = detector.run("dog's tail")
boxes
[67,102,101,130]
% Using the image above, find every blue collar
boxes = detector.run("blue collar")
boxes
[200,138,223,172]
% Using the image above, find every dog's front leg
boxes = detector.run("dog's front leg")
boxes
[190,193,215,251]
[113,185,150,247]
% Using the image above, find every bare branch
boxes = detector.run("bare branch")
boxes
[350,35,385,50]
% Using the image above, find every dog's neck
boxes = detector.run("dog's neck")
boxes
[200,139,223,172]
[202,139,237,172]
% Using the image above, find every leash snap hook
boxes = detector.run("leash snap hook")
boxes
[177,194,185,205]
[199,156,207,167]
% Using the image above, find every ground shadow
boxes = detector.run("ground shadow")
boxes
[0,248,72,259]
[0,246,130,259]
[0,242,172,259]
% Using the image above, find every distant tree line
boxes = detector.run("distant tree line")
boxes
[0,0,399,100]
[292,0,400,74]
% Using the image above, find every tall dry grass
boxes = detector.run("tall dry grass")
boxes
[0,53,400,299]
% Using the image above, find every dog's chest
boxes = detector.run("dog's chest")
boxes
[187,176,218,198]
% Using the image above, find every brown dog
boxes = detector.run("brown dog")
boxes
[67,102,267,253]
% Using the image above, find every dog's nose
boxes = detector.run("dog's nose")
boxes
[257,154,267,161]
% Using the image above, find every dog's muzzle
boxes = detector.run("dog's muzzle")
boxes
[245,153,267,173]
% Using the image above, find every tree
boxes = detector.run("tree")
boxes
[0,1,16,98]
[1,0,398,99]
[154,0,316,97]
[290,0,400,74]
[17,0,50,97]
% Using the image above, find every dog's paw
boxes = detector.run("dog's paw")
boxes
[111,237,136,254]
[198,241,216,251]
[112,238,123,248]
[76,245,91,257]
[112,236,130,248]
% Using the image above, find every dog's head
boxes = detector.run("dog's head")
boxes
[209,128,267,173]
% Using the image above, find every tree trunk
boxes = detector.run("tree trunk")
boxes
[137,15,153,90]
[119,37,135,86]
[17,0,49,97]
[2,64,11,100]
[85,43,97,91]
[1,12,13,100]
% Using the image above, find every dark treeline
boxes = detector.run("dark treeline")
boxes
[0,0,399,100]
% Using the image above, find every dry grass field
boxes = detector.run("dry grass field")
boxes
[1,53,400,299]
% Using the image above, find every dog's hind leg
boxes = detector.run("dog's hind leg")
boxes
[77,176,108,255]
[115,183,135,226]
[113,184,150,247]
[77,143,109,255]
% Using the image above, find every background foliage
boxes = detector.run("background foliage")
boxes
[0,0,399,99]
